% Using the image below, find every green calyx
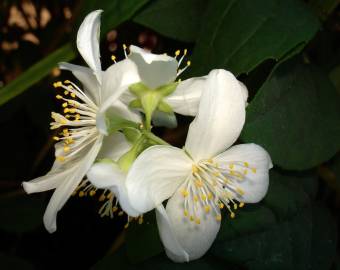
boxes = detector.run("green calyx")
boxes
[128,82,178,130]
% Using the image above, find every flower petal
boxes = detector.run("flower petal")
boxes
[43,137,103,233]
[76,10,102,82]
[126,145,191,213]
[214,143,273,203]
[87,160,139,216]
[156,205,189,262]
[97,132,131,161]
[157,187,221,262]
[129,45,178,88]
[165,76,206,116]
[59,62,101,104]
[100,59,140,104]
[185,69,246,161]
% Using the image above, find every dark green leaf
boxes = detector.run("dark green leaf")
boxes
[263,170,310,219]
[310,204,337,270]
[0,194,44,233]
[241,57,340,170]
[133,0,206,42]
[189,0,319,76]
[125,212,163,263]
[0,253,35,270]
[0,43,76,107]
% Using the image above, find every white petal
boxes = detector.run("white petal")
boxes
[126,145,192,213]
[76,10,102,82]
[100,59,140,104]
[129,45,178,88]
[239,81,249,105]
[87,161,139,217]
[43,137,103,233]
[185,69,246,161]
[97,132,131,161]
[59,62,100,104]
[157,187,221,262]
[214,143,273,203]
[156,205,189,262]
[165,76,206,116]
[96,100,141,135]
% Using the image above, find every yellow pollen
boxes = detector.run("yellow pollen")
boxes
[239,202,245,208]
[213,172,220,177]
[244,162,249,168]
[219,203,224,209]
[70,93,76,98]
[216,215,222,221]
[89,190,96,196]
[229,164,234,169]
[69,108,76,113]
[201,194,207,200]
[56,95,63,99]
[64,80,71,84]
[184,210,189,217]
[184,49,187,55]
[64,90,69,95]
[195,218,201,224]
[251,168,257,173]
[233,204,238,210]
[53,136,60,141]
[204,205,211,213]
[187,60,191,66]
[192,165,199,173]
[63,146,70,152]
[195,180,203,188]
[64,108,69,113]
[181,189,189,197]
[56,156,65,162]
[79,191,85,197]
[111,55,116,61]
[190,216,194,222]
[53,81,62,88]
[175,49,180,56]
[207,158,213,163]
[236,187,245,195]
[62,102,68,108]
[193,195,199,202]
[123,44,127,50]
[230,212,235,219]
[208,192,213,200]
[244,170,248,175]
[112,206,118,212]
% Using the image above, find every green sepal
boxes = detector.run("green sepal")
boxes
[128,82,149,97]
[122,127,142,143]
[158,100,173,113]
[117,137,146,172]
[105,114,139,135]
[140,92,162,130]
[156,81,178,96]
[129,99,142,109]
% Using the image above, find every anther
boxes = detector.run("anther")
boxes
[89,190,96,196]
[216,215,222,221]
[175,50,180,56]
[204,205,211,213]
[138,216,144,225]
[195,218,201,224]
[251,168,257,173]
[56,95,63,99]
[63,146,70,152]
[181,189,189,197]
[186,60,191,66]
[79,191,85,197]
[184,210,189,217]
[239,202,245,208]
[112,206,118,212]
[53,136,60,141]
[230,212,235,219]
[56,156,65,162]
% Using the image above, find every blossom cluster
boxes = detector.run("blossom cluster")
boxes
[22,10,272,262]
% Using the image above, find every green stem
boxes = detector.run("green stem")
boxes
[143,131,169,145]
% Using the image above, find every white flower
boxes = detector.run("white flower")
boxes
[125,69,273,262]
[22,10,140,233]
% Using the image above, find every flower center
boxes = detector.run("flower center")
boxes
[180,159,257,224]
[50,80,99,163]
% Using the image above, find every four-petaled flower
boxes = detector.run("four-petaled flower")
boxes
[125,69,272,262]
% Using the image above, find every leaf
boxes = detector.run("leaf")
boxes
[133,0,207,42]
[211,204,336,270]
[263,170,310,219]
[79,0,150,34]
[0,0,150,107]
[188,0,320,77]
[0,43,76,107]
[0,253,35,270]
[125,212,163,263]
[0,194,45,233]
[241,57,340,170]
